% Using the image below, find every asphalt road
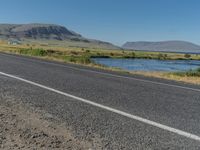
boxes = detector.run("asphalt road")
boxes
[0,52,200,149]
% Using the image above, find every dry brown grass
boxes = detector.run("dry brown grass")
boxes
[131,71,200,85]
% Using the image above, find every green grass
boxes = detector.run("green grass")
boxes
[19,48,47,56]
[18,48,92,64]
[65,55,91,64]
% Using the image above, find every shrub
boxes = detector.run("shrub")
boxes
[86,50,90,53]
[78,55,91,64]
[131,52,136,58]
[184,54,191,58]
[31,49,47,56]
[19,49,28,54]
[96,52,101,56]
[173,67,200,77]
[69,56,76,62]
[68,55,91,64]
[47,49,55,54]
[157,53,167,60]
[19,48,47,56]
[110,52,114,56]
[70,51,78,55]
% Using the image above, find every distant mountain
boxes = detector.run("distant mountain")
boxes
[0,23,120,49]
[0,24,81,39]
[122,41,200,53]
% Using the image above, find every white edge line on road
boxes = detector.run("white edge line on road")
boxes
[0,71,200,142]
[1,52,200,92]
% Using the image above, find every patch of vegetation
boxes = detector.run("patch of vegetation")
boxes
[172,68,200,77]
[157,53,168,60]
[131,52,136,58]
[67,55,91,64]
[85,50,90,53]
[184,53,191,59]
[19,48,47,56]
[91,55,110,58]
[18,48,92,64]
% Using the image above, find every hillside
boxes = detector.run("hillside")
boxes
[0,23,120,49]
[122,41,200,53]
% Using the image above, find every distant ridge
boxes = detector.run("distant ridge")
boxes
[0,23,81,40]
[122,41,200,53]
[0,23,120,49]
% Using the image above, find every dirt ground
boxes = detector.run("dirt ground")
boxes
[0,99,96,150]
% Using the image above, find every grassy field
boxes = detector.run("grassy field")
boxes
[1,40,200,61]
[0,39,200,85]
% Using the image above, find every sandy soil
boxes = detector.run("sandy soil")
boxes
[0,99,95,150]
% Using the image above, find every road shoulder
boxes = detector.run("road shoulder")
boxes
[0,96,94,150]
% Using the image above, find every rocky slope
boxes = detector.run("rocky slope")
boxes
[0,24,80,39]
[0,23,120,49]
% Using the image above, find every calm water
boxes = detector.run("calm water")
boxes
[92,58,200,72]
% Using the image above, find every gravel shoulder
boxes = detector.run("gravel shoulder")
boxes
[0,97,93,150]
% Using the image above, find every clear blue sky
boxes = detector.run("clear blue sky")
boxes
[0,0,199,46]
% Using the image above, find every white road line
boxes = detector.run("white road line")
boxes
[0,71,200,142]
[1,52,200,92]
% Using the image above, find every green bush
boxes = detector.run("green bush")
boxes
[85,50,90,53]
[110,52,114,56]
[68,55,91,64]
[31,49,47,56]
[69,56,76,62]
[19,48,47,56]
[131,52,136,58]
[157,53,167,60]
[19,49,29,54]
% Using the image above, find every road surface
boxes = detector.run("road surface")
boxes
[0,52,200,149]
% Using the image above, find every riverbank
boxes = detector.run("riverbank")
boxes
[0,41,200,85]
[131,70,200,85]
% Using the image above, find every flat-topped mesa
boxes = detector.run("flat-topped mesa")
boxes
[0,23,120,49]
[0,23,81,40]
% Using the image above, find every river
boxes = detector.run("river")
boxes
[92,58,200,72]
